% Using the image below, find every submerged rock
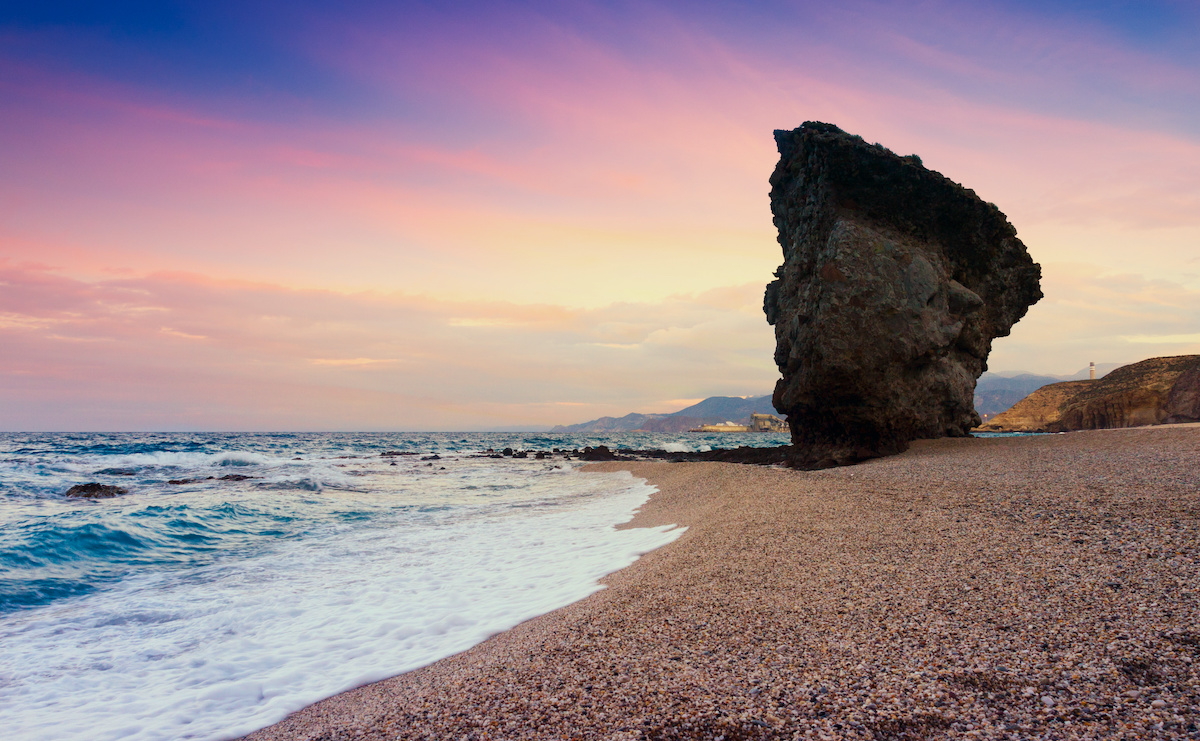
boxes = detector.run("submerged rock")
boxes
[979,355,1200,432]
[577,445,632,461]
[578,445,615,461]
[765,122,1041,467]
[64,482,127,498]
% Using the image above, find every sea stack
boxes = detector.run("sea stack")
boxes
[765,122,1042,467]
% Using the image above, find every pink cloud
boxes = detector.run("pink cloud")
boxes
[9,11,1194,305]
[309,3,1200,238]
[3,2,1200,428]
[0,264,779,429]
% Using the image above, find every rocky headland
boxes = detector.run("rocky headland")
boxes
[765,122,1042,468]
[979,354,1200,432]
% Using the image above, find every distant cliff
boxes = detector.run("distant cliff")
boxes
[978,355,1200,432]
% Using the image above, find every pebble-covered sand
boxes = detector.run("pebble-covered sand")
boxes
[244,426,1200,740]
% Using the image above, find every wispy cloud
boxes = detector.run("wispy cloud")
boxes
[0,264,777,429]
[2,1,1199,427]
[1121,333,1200,345]
[990,263,1200,374]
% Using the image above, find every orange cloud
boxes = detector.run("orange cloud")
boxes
[3,2,1200,428]
[990,263,1200,374]
[0,265,778,429]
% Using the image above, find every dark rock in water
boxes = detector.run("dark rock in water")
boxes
[602,445,794,465]
[765,122,1042,467]
[685,446,794,465]
[578,445,619,461]
[980,355,1200,432]
[64,482,127,498]
[502,447,514,457]
[168,478,199,485]
[217,474,256,481]
[421,454,441,461]
[381,451,416,457]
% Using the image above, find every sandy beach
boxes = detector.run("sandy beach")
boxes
[244,426,1200,740]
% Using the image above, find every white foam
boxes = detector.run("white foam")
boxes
[658,442,714,453]
[81,450,279,471]
[49,447,367,494]
[0,468,681,741]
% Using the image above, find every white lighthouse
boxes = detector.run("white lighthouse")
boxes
[1089,361,1096,380]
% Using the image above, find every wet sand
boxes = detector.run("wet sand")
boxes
[244,426,1200,740]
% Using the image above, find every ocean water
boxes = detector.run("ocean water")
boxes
[0,431,788,741]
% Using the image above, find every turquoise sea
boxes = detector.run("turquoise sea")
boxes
[0,431,788,741]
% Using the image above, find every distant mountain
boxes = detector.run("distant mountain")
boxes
[672,395,776,420]
[984,363,1120,381]
[549,395,778,433]
[975,364,1122,419]
[551,370,1127,433]
[547,412,664,434]
[974,373,1062,418]
[1063,362,1123,380]
[636,416,711,433]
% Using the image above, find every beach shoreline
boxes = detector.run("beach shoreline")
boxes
[244,427,1200,740]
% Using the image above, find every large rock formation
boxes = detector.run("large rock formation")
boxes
[979,355,1200,432]
[64,482,127,498]
[765,122,1042,467]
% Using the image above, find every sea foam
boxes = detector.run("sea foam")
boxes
[0,442,683,741]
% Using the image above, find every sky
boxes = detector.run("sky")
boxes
[1,0,1199,430]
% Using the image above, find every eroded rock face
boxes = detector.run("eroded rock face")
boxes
[765,122,1041,467]
[980,355,1200,432]
[64,482,127,498]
